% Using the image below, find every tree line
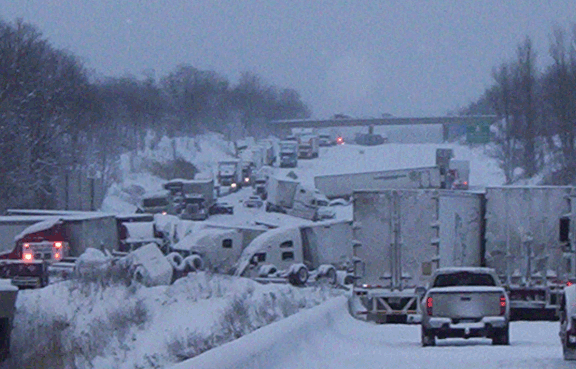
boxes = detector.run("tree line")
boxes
[0,19,311,210]
[460,24,576,185]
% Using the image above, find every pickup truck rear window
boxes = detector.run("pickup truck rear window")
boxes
[433,272,496,287]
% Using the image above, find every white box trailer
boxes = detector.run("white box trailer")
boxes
[266,176,319,220]
[484,186,574,318]
[314,166,442,199]
[350,189,483,324]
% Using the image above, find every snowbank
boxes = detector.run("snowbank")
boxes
[172,296,348,369]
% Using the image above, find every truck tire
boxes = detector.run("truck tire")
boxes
[184,255,204,272]
[166,253,186,272]
[288,264,309,286]
[317,265,337,285]
[492,326,509,345]
[133,265,149,285]
[421,326,435,347]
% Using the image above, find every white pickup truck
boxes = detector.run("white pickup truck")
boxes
[420,267,510,346]
[560,284,576,360]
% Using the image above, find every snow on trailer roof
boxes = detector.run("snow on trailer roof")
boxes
[6,209,116,220]
[14,217,62,242]
[0,215,57,224]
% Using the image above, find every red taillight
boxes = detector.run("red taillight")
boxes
[54,242,62,249]
[426,297,433,315]
[54,252,61,260]
[463,181,468,186]
[500,295,507,315]
[336,137,343,144]
[23,253,33,261]
[23,243,29,249]
[567,281,573,287]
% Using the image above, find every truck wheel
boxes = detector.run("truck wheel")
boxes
[324,267,337,285]
[421,326,435,347]
[166,253,186,272]
[288,265,308,286]
[492,326,509,345]
[184,255,204,272]
[133,265,149,285]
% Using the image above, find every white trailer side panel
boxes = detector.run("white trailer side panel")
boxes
[300,220,353,269]
[484,186,572,282]
[437,191,484,268]
[353,190,438,289]
[315,167,441,199]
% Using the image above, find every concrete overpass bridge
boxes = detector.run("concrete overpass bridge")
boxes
[270,115,498,143]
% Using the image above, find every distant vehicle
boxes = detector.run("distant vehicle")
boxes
[317,206,335,220]
[164,177,216,219]
[139,190,174,215]
[209,202,234,215]
[420,267,510,346]
[354,133,387,146]
[279,140,298,168]
[336,136,344,145]
[297,133,320,159]
[319,134,334,147]
[244,195,264,208]
[448,160,470,190]
[314,166,443,199]
[560,283,576,360]
[329,198,350,207]
[265,176,321,220]
[179,194,209,221]
[217,160,243,192]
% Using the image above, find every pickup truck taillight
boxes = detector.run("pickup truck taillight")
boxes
[500,294,506,315]
[426,297,433,315]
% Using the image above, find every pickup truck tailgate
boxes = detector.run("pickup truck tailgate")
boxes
[429,286,505,318]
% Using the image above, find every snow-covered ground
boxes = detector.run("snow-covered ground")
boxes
[4,131,519,368]
[176,296,572,369]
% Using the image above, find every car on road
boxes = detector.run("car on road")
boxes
[244,195,264,208]
[209,202,234,215]
[420,267,510,347]
[329,198,350,207]
[560,283,576,360]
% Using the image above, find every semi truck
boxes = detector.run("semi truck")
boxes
[164,177,216,220]
[279,140,298,168]
[313,148,469,199]
[350,189,483,324]
[217,160,243,193]
[265,176,322,221]
[297,133,319,159]
[484,186,574,319]
[0,212,119,287]
[234,219,355,286]
[170,224,268,274]
[314,166,443,199]
[350,186,576,323]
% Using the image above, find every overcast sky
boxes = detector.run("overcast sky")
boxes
[1,0,575,118]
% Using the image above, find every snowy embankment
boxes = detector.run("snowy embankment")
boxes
[4,274,342,369]
[173,296,348,369]
[176,296,571,369]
